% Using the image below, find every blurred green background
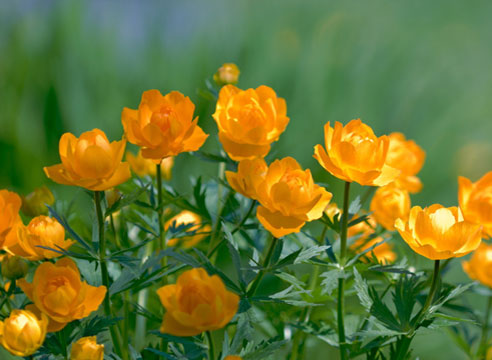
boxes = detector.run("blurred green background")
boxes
[1,0,492,358]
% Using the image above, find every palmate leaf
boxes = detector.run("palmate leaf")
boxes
[369,287,402,332]
[242,337,288,360]
[321,269,346,296]
[392,276,421,328]
[353,268,372,311]
[230,314,254,354]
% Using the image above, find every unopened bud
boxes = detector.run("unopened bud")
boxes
[1,256,28,280]
[213,63,240,86]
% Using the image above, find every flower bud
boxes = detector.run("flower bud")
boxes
[21,186,55,217]
[0,309,48,356]
[105,188,122,209]
[213,63,240,86]
[70,336,104,360]
[1,255,28,280]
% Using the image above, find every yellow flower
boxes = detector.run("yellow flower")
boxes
[70,336,104,360]
[18,257,107,323]
[122,90,208,160]
[458,171,492,238]
[213,85,289,160]
[21,186,55,217]
[0,309,48,356]
[0,189,22,249]
[157,268,239,336]
[44,129,131,191]
[126,150,174,179]
[462,243,492,288]
[225,158,268,200]
[314,119,400,186]
[165,211,211,248]
[228,157,332,238]
[213,63,240,86]
[14,216,75,260]
[370,184,411,231]
[25,304,67,333]
[349,216,396,263]
[395,205,482,260]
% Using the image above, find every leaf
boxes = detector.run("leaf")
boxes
[346,238,387,267]
[105,184,149,217]
[353,268,372,311]
[275,272,306,290]
[47,205,93,253]
[223,224,246,290]
[294,245,330,264]
[230,314,254,354]
[272,249,302,269]
[320,269,345,296]
[348,196,361,217]
[242,337,288,360]
[393,276,421,328]
[193,249,242,293]
[428,283,475,317]
[369,287,401,332]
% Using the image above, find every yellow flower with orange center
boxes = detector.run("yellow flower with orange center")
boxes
[157,268,239,336]
[70,336,104,360]
[370,184,411,231]
[386,132,426,193]
[462,242,492,288]
[213,63,240,86]
[122,90,208,160]
[0,309,48,356]
[395,205,482,260]
[349,215,396,264]
[313,119,400,186]
[44,129,131,191]
[18,257,107,324]
[126,150,174,179]
[165,211,211,248]
[213,85,289,160]
[227,157,332,238]
[458,171,492,238]
[14,216,75,260]
[0,190,22,249]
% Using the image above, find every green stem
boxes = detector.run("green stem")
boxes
[94,191,123,357]
[395,335,414,360]
[479,296,492,357]
[339,181,351,264]
[231,199,256,235]
[206,331,215,360]
[247,237,278,297]
[156,164,167,268]
[337,181,351,360]
[419,260,441,320]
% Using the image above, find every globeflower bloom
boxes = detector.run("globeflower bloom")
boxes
[157,268,239,336]
[0,309,48,356]
[18,257,107,323]
[165,211,211,248]
[44,129,131,191]
[228,157,332,238]
[70,336,104,360]
[122,90,208,160]
[313,119,400,186]
[458,171,492,238]
[225,158,268,200]
[385,132,426,193]
[213,85,289,160]
[462,243,492,288]
[349,216,396,263]
[395,205,482,260]
[16,216,75,260]
[370,184,411,231]
[126,150,174,179]
[213,63,240,86]
[0,189,22,249]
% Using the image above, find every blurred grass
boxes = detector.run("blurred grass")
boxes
[1,0,492,358]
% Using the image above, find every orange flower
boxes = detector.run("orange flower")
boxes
[126,150,174,179]
[18,258,107,323]
[314,119,400,186]
[157,268,239,336]
[386,132,426,193]
[458,171,492,238]
[213,85,289,160]
[349,216,396,263]
[44,129,131,191]
[15,216,75,260]
[122,90,208,160]
[0,190,22,249]
[224,356,242,360]
[25,304,67,333]
[165,211,211,248]
[21,186,55,217]
[228,157,332,238]
[70,336,104,360]
[370,184,411,231]
[395,205,482,260]
[462,243,492,288]
[225,158,268,200]
[213,63,240,86]
[0,309,48,356]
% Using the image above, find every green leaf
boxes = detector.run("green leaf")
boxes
[393,276,421,328]
[320,269,345,296]
[353,268,372,311]
[230,314,254,354]
[427,283,475,318]
[369,287,401,332]
[294,245,330,264]
[105,184,149,217]
[242,337,288,359]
